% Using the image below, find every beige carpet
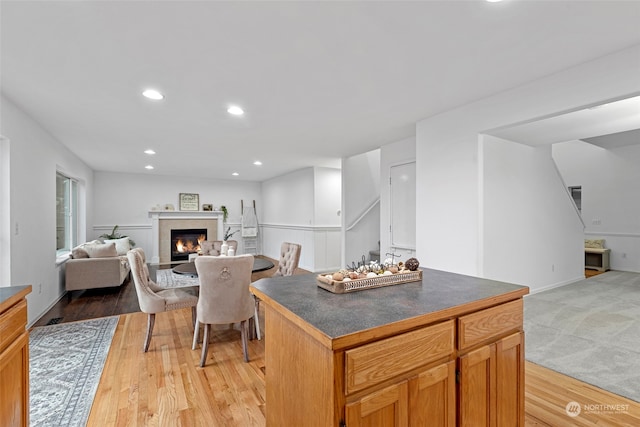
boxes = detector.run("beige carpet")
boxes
[524,271,640,402]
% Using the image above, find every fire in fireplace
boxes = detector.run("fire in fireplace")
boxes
[170,228,207,261]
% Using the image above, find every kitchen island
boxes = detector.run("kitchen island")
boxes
[250,268,529,427]
[0,285,32,427]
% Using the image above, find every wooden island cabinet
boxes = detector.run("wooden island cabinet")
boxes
[0,285,32,427]
[251,269,528,427]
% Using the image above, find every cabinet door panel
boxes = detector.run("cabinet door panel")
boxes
[408,361,455,427]
[459,344,494,427]
[496,332,524,427]
[0,332,29,427]
[346,381,408,427]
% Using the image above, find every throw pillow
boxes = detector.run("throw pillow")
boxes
[71,246,90,259]
[104,237,131,255]
[84,242,118,258]
[70,240,100,258]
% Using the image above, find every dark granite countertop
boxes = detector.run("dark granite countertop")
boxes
[251,268,528,344]
[0,285,32,313]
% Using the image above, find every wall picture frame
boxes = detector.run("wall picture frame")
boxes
[202,204,213,211]
[179,193,199,211]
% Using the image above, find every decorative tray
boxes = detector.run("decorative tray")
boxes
[317,269,423,294]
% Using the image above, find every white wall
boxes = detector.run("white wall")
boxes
[261,167,341,272]
[554,140,640,272]
[342,149,380,267]
[0,136,10,285]
[313,167,342,270]
[314,167,342,226]
[380,137,416,262]
[93,171,262,256]
[416,45,640,292]
[261,168,315,226]
[481,136,584,289]
[1,94,94,325]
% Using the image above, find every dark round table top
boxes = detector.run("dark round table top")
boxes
[172,257,275,276]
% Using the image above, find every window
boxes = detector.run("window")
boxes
[56,172,78,255]
[569,186,582,213]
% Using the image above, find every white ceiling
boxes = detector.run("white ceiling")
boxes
[583,128,640,149]
[2,1,640,181]
[486,95,640,146]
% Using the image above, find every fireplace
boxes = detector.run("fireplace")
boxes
[149,210,223,264]
[170,228,206,261]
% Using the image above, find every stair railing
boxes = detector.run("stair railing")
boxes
[346,198,380,231]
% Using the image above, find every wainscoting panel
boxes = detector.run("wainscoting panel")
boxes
[261,224,341,273]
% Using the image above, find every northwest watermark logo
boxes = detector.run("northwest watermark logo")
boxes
[565,401,630,418]
[565,401,581,417]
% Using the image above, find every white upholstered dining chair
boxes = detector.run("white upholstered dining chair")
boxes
[252,242,302,340]
[199,240,238,256]
[127,248,198,352]
[191,254,257,366]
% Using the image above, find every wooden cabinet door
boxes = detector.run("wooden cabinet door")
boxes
[346,381,409,427]
[408,361,456,427]
[458,344,494,427]
[0,332,29,427]
[496,332,524,427]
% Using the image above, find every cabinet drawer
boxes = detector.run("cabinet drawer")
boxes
[458,299,522,351]
[0,300,28,354]
[345,320,454,394]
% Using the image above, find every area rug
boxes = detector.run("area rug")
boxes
[524,271,640,402]
[29,316,119,426]
[155,268,199,288]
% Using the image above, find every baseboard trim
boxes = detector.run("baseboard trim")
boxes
[527,275,585,295]
[29,290,68,328]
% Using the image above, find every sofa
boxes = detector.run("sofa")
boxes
[65,239,131,292]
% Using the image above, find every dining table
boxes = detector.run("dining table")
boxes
[171,257,274,277]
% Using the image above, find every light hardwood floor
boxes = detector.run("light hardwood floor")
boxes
[88,307,640,426]
[40,259,637,426]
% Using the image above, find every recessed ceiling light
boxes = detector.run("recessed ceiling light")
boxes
[144,149,156,155]
[227,106,244,115]
[232,172,239,176]
[142,89,164,100]
[145,165,154,170]
[253,160,262,166]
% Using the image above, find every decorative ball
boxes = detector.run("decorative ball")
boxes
[332,272,344,281]
[405,257,420,271]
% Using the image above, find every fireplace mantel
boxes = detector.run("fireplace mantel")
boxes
[149,210,224,264]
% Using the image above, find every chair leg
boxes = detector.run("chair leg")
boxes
[191,306,197,329]
[192,318,200,351]
[253,302,261,341]
[144,313,155,353]
[199,323,210,367]
[241,320,249,363]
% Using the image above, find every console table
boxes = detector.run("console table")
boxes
[0,285,32,427]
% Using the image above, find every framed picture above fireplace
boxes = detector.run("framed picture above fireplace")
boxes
[179,193,199,211]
